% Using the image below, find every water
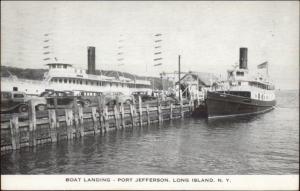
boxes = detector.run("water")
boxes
[1,90,298,174]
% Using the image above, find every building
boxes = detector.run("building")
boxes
[176,71,219,101]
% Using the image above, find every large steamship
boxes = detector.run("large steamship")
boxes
[1,47,152,95]
[206,48,276,119]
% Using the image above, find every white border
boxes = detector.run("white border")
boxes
[1,175,299,190]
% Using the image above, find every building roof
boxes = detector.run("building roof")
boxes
[177,71,219,87]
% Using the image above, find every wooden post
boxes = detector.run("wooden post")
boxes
[48,109,57,142]
[91,107,100,134]
[103,106,109,132]
[138,96,143,127]
[97,96,104,133]
[65,109,74,140]
[189,100,193,114]
[10,115,20,150]
[170,103,173,120]
[158,101,162,123]
[78,106,84,137]
[53,97,58,110]
[146,104,150,125]
[131,95,136,105]
[130,104,135,127]
[120,103,125,129]
[180,100,184,118]
[28,100,37,147]
[114,105,120,129]
[72,97,80,138]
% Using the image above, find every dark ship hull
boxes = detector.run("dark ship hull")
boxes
[206,91,276,119]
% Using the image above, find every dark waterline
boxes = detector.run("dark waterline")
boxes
[1,90,299,174]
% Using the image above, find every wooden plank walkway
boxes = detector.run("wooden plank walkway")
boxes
[1,97,194,152]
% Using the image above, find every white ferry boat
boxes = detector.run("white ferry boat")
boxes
[206,47,276,119]
[1,47,152,96]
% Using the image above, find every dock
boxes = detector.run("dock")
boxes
[1,96,194,152]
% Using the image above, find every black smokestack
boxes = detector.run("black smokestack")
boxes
[87,46,96,74]
[239,47,248,69]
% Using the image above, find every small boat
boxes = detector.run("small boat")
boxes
[206,47,276,119]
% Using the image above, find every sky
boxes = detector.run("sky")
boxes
[1,1,299,90]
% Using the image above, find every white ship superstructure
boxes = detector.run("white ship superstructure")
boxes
[217,62,276,102]
[1,47,152,95]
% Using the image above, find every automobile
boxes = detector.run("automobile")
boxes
[75,90,103,106]
[1,91,47,113]
[39,90,85,108]
[132,91,156,102]
[164,94,190,105]
[104,92,133,105]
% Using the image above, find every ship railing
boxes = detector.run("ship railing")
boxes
[1,77,48,85]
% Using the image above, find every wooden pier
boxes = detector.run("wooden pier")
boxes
[1,96,194,152]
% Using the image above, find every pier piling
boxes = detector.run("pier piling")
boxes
[91,107,99,134]
[120,103,125,129]
[65,109,74,140]
[138,96,143,127]
[103,106,109,132]
[28,100,37,147]
[146,104,150,125]
[48,109,57,142]
[10,115,20,150]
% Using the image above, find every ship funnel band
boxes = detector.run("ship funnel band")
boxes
[239,47,248,69]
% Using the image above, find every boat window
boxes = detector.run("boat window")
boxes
[238,81,241,86]
[53,65,56,68]
[73,79,75,84]
[13,93,24,98]
[69,79,72,83]
[258,93,260,100]
[63,65,67,69]
[57,65,61,68]
[64,79,67,83]
[236,71,244,76]
[59,79,62,83]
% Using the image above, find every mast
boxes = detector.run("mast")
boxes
[178,55,181,101]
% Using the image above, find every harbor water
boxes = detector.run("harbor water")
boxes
[1,90,298,174]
